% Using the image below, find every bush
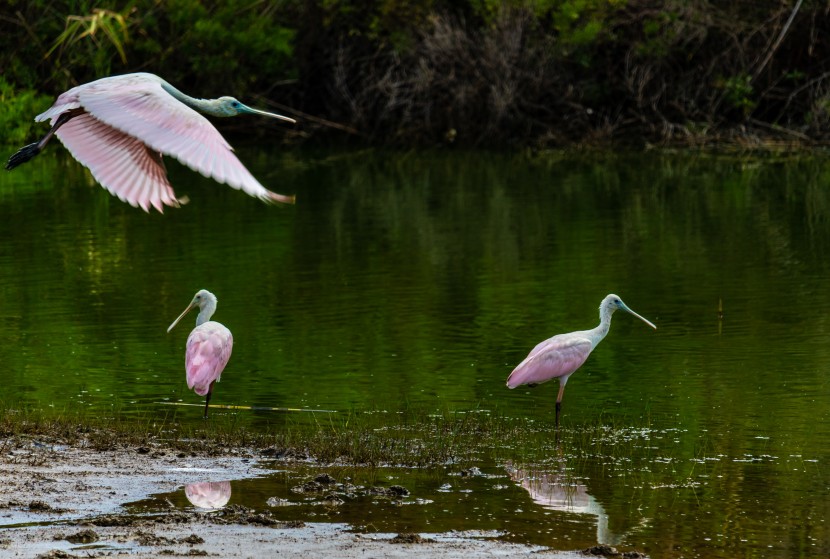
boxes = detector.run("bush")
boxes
[0,78,52,145]
[0,1,296,104]
[2,1,829,147]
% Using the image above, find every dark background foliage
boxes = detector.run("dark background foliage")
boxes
[1,0,829,147]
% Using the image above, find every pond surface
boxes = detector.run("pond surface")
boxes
[1,146,829,557]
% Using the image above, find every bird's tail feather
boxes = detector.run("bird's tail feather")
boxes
[266,190,295,205]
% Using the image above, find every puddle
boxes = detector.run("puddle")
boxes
[126,462,620,551]
[1,429,824,558]
[112,430,827,559]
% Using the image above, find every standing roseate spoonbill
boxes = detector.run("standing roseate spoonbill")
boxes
[167,289,233,418]
[506,294,656,428]
[5,73,296,212]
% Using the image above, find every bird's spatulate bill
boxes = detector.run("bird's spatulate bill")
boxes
[242,104,296,123]
[621,305,657,329]
[167,301,197,333]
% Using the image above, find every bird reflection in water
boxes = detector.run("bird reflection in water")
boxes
[184,481,232,510]
[506,463,624,546]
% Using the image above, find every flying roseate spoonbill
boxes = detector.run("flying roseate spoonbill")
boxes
[506,294,656,427]
[167,289,233,418]
[5,73,296,212]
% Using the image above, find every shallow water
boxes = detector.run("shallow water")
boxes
[1,147,829,556]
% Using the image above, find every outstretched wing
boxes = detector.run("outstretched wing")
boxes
[506,334,593,388]
[56,113,181,212]
[43,74,292,210]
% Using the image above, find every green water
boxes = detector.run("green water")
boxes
[2,147,829,557]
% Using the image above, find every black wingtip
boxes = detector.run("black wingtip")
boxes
[6,143,41,171]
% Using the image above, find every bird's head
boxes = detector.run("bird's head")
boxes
[192,289,216,310]
[603,294,625,313]
[600,294,656,329]
[214,96,247,116]
[167,289,219,333]
[214,96,296,123]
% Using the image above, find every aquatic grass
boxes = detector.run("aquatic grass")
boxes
[269,408,495,467]
[0,403,174,450]
[0,404,509,465]
[0,402,687,473]
[479,411,706,498]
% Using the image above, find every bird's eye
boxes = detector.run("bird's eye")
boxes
[232,101,240,108]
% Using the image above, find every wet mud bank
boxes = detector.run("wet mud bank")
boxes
[0,439,627,558]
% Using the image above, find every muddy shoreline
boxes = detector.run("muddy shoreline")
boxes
[0,438,622,558]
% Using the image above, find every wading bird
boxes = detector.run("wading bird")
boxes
[506,294,656,428]
[5,73,296,212]
[167,289,233,418]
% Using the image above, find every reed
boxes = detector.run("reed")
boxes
[0,403,680,471]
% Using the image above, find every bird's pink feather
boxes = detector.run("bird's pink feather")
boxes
[36,84,83,123]
[36,73,292,210]
[75,76,274,198]
[55,113,179,211]
[185,321,233,397]
[506,334,593,388]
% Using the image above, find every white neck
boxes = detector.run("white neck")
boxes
[160,81,229,117]
[196,300,217,326]
[587,306,614,348]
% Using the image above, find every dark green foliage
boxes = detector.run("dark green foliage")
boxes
[129,0,296,97]
[0,1,297,103]
[2,1,830,147]
[0,78,53,145]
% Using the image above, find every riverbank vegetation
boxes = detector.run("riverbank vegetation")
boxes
[2,1,828,148]
[1,403,658,468]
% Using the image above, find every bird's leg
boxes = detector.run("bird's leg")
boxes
[203,391,212,419]
[203,381,217,419]
[555,382,567,430]
[5,109,84,171]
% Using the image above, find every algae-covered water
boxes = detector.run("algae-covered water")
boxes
[1,147,829,557]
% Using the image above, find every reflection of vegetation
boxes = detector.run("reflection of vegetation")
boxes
[4,149,830,420]
[1,402,825,557]
[0,149,829,556]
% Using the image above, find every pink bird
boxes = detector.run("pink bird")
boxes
[506,294,656,427]
[167,289,233,418]
[5,72,296,212]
